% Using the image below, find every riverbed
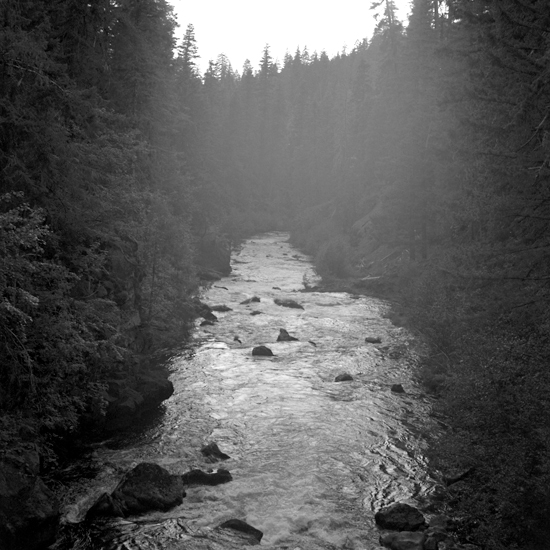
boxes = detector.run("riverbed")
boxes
[59,232,436,550]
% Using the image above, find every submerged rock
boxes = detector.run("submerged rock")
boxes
[211,304,232,312]
[200,320,215,326]
[391,383,405,393]
[252,345,274,357]
[201,442,231,461]
[250,310,262,315]
[365,336,382,344]
[375,502,426,531]
[380,531,425,550]
[274,298,304,309]
[335,373,353,382]
[217,519,263,544]
[181,469,232,486]
[277,328,299,342]
[88,463,185,518]
[241,296,261,304]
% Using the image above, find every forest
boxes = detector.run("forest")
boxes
[1,0,550,549]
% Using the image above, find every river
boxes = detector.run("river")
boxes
[59,232,436,550]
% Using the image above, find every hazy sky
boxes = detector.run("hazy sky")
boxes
[170,1,412,74]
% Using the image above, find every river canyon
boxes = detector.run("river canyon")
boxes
[58,232,437,550]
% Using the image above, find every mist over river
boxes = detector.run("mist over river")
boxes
[59,232,437,550]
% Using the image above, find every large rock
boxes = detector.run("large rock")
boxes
[0,458,60,550]
[375,503,426,531]
[196,235,232,277]
[380,531,425,550]
[104,367,174,430]
[89,463,185,517]
[252,345,274,357]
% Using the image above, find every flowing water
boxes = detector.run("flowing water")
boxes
[60,232,437,550]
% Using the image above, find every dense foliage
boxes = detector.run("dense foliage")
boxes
[0,0,218,453]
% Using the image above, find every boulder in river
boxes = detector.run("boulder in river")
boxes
[375,502,426,531]
[379,531,426,550]
[217,519,263,544]
[97,463,185,517]
[211,304,232,312]
[181,469,232,486]
[335,373,354,382]
[203,311,218,322]
[365,336,382,344]
[241,296,261,304]
[391,383,405,394]
[277,328,299,341]
[274,298,304,309]
[201,320,215,326]
[201,441,231,461]
[250,310,262,315]
[252,345,274,357]
[0,457,60,550]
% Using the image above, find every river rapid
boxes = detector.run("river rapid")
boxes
[59,232,437,550]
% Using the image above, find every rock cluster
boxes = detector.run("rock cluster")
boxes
[87,459,233,519]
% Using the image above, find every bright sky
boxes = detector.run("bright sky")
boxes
[170,1,412,74]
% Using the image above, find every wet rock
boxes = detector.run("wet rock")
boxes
[250,310,262,315]
[217,519,263,544]
[0,457,60,550]
[203,311,218,322]
[380,531,425,550]
[335,373,353,382]
[308,340,317,347]
[106,463,185,517]
[181,469,232,486]
[201,442,231,461]
[365,336,382,343]
[274,298,304,309]
[391,383,405,393]
[277,328,299,342]
[233,336,242,343]
[375,502,426,531]
[200,320,215,326]
[252,345,274,357]
[241,296,261,304]
[102,366,174,431]
[211,304,232,312]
